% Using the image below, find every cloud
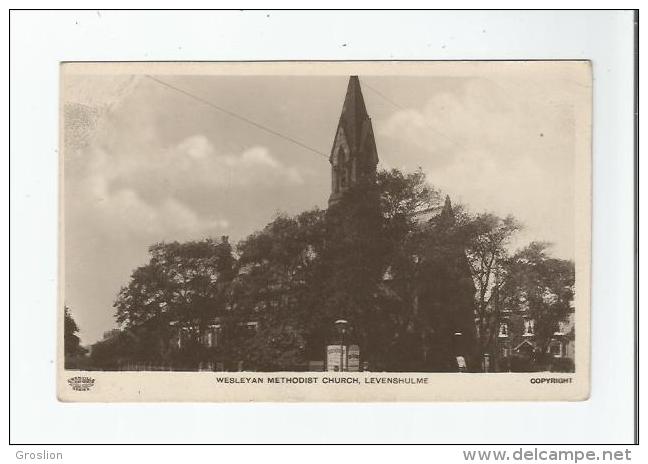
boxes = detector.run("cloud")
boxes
[171,135,304,187]
[177,134,213,160]
[63,84,318,344]
[65,126,309,246]
[68,164,231,244]
[376,77,575,259]
[379,79,526,168]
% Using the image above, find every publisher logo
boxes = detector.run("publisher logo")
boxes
[67,376,95,391]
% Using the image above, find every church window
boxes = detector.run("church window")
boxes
[523,319,535,336]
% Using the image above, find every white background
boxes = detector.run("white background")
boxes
[7,6,637,451]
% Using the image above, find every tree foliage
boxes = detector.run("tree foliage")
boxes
[233,209,327,370]
[64,306,87,368]
[460,213,522,351]
[500,242,575,356]
[111,238,236,367]
[100,167,574,373]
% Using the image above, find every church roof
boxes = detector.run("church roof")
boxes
[337,76,370,152]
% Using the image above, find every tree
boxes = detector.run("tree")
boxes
[377,168,440,241]
[233,208,327,370]
[460,213,521,356]
[89,331,137,370]
[113,238,236,368]
[227,168,441,371]
[390,197,481,371]
[64,306,87,368]
[500,242,575,362]
[105,166,573,374]
[104,167,473,372]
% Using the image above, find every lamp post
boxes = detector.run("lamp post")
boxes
[335,319,348,372]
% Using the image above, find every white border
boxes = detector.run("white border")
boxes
[9,9,635,444]
[57,60,592,404]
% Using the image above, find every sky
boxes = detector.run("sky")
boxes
[62,63,589,345]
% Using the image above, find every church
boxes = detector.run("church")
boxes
[318,76,479,372]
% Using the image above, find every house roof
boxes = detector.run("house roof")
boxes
[513,339,536,352]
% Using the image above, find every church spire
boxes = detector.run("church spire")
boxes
[439,195,456,226]
[339,76,369,151]
[329,76,379,206]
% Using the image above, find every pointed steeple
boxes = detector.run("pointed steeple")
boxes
[329,76,378,206]
[439,195,456,226]
[443,195,453,214]
[339,76,369,151]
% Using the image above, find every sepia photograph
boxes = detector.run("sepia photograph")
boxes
[58,61,591,401]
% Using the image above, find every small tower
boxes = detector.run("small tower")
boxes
[328,76,379,207]
[421,194,480,371]
[438,195,455,226]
